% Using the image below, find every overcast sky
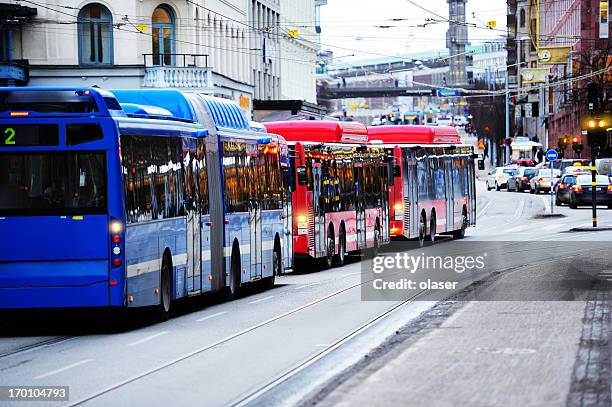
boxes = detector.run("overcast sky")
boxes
[319,0,507,62]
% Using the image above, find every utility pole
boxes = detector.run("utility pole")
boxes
[505,69,510,165]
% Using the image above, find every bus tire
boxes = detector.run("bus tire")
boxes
[418,212,427,247]
[429,211,436,243]
[263,238,281,289]
[229,243,242,298]
[453,207,468,239]
[321,227,334,269]
[334,226,346,267]
[155,252,173,322]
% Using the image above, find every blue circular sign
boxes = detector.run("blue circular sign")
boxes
[545,149,558,161]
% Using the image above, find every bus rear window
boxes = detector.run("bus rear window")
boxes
[66,124,104,145]
[0,90,99,114]
[0,152,107,216]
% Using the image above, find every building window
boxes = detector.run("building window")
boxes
[519,9,526,27]
[78,4,113,65]
[152,5,175,66]
[600,0,609,38]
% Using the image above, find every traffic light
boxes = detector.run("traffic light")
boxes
[587,82,601,112]
[585,115,609,148]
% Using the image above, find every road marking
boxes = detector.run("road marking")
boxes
[249,295,276,304]
[293,282,320,290]
[477,200,493,219]
[196,311,227,322]
[127,331,169,347]
[506,224,530,233]
[513,199,525,220]
[35,359,94,380]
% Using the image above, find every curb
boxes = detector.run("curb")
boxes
[569,226,612,232]
[532,213,567,219]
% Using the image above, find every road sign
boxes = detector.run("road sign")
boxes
[487,20,497,29]
[545,149,558,161]
[436,89,460,97]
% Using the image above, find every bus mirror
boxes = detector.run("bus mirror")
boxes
[477,159,485,170]
[297,166,308,185]
[393,164,401,177]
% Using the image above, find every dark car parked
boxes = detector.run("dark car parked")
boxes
[507,167,538,192]
[554,174,577,206]
[568,174,612,209]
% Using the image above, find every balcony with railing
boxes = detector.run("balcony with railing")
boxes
[143,54,213,90]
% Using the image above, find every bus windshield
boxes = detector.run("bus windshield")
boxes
[0,152,107,216]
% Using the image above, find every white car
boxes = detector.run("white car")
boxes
[437,116,453,126]
[529,168,561,193]
[486,167,516,191]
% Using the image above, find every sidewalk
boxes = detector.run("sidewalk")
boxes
[316,259,608,407]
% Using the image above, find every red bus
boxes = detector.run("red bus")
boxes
[368,125,476,243]
[264,121,390,268]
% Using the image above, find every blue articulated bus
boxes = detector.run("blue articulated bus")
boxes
[0,87,290,319]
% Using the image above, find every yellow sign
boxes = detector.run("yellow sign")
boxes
[459,101,468,106]
[136,25,147,33]
[487,20,497,28]
[537,46,571,64]
[239,95,251,108]
[521,68,549,84]
[288,29,300,38]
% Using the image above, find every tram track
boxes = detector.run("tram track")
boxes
[0,336,75,361]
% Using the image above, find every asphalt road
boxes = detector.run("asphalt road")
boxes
[1,180,612,407]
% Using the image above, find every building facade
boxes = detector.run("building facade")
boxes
[0,0,319,116]
[279,0,317,103]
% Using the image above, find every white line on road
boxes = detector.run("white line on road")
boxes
[196,311,227,322]
[293,282,320,290]
[513,199,525,220]
[34,359,94,380]
[249,295,276,304]
[127,331,169,347]
[477,199,493,219]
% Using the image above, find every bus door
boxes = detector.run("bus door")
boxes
[186,146,202,294]
[354,162,366,249]
[249,148,264,279]
[405,152,419,238]
[467,156,477,224]
[282,165,293,270]
[312,162,325,257]
[380,161,390,242]
[444,157,454,232]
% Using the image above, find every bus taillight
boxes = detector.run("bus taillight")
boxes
[112,235,121,244]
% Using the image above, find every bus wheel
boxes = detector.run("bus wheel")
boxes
[334,229,346,267]
[429,212,436,243]
[453,208,468,239]
[229,246,242,298]
[322,230,335,269]
[155,254,172,322]
[418,213,427,247]
[263,240,281,289]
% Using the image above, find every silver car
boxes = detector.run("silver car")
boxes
[529,168,561,194]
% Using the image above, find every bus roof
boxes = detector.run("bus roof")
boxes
[111,89,196,122]
[0,87,120,118]
[263,120,368,143]
[115,117,208,139]
[368,125,461,145]
[111,90,251,131]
